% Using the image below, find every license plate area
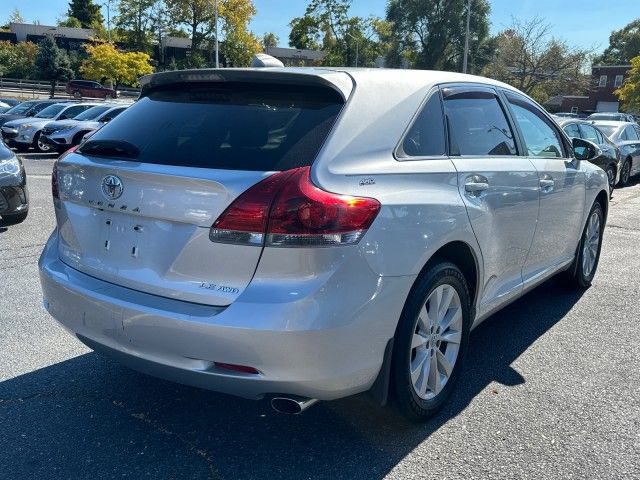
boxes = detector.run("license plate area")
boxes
[100,213,146,262]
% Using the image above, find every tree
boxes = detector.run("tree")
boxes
[35,37,74,97]
[0,41,39,78]
[482,17,591,103]
[615,55,640,111]
[385,0,492,72]
[595,20,640,65]
[58,16,83,28]
[263,32,278,48]
[114,0,156,52]
[219,0,261,66]
[163,0,216,52]
[81,42,153,90]
[8,8,25,24]
[67,0,104,29]
[288,0,388,67]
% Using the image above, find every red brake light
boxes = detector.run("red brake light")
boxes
[210,167,380,247]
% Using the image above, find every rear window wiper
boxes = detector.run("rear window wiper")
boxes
[79,140,139,158]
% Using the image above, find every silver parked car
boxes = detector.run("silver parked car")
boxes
[1,102,99,152]
[39,68,609,420]
[41,104,128,152]
[590,120,640,185]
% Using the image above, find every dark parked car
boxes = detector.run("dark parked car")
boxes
[66,80,117,100]
[0,140,28,225]
[591,120,640,185]
[554,117,622,191]
[0,99,70,128]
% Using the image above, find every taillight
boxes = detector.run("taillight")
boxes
[52,146,78,200]
[210,167,380,247]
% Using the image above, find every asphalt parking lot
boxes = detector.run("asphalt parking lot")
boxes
[1,156,639,479]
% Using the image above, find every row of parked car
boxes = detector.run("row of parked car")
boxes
[552,114,640,190]
[0,99,129,153]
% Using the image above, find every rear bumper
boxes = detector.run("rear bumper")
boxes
[39,231,412,400]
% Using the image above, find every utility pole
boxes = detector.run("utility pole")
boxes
[104,0,112,43]
[462,0,471,73]
[214,0,219,68]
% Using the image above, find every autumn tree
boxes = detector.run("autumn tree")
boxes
[385,0,492,72]
[35,36,74,97]
[595,19,640,65]
[81,42,153,90]
[483,17,591,103]
[67,0,104,28]
[615,55,640,111]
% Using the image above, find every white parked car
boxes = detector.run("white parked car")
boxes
[39,67,609,420]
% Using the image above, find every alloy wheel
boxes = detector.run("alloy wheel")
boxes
[606,167,615,190]
[582,210,601,278]
[409,283,462,400]
[622,161,631,184]
[37,135,50,152]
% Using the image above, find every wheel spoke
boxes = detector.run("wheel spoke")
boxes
[411,333,428,349]
[436,349,453,378]
[427,352,439,394]
[437,285,454,320]
[439,306,461,332]
[440,329,461,345]
[411,350,428,385]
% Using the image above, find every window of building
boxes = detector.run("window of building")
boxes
[614,75,624,87]
[599,75,607,87]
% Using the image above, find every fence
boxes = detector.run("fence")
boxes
[0,78,139,99]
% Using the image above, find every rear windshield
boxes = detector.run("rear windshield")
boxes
[81,82,344,171]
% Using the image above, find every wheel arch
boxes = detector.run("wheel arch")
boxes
[595,189,609,221]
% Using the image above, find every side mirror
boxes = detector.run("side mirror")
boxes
[572,137,601,161]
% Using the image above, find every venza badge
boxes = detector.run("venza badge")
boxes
[101,175,123,200]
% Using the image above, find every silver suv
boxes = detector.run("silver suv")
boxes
[39,68,609,420]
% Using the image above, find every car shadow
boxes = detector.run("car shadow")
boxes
[0,278,584,479]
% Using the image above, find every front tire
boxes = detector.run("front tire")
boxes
[33,132,51,153]
[605,165,616,194]
[567,201,604,289]
[391,261,471,421]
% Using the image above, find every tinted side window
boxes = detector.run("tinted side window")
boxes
[626,125,639,141]
[397,92,445,157]
[32,103,52,114]
[563,123,581,139]
[506,93,564,158]
[443,89,516,156]
[101,108,125,122]
[61,105,90,119]
[579,124,600,143]
[634,125,640,139]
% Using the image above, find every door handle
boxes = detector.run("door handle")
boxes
[464,175,489,196]
[540,178,554,192]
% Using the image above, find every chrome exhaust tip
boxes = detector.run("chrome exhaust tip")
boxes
[270,396,319,414]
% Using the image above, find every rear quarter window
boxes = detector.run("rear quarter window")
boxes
[81,82,344,171]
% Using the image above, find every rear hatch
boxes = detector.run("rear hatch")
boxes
[54,78,346,306]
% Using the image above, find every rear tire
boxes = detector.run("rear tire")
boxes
[73,90,82,99]
[391,261,471,421]
[620,159,631,186]
[605,165,616,194]
[566,201,604,289]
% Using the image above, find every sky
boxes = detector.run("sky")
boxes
[1,0,639,54]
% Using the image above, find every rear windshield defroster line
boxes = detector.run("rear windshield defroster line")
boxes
[81,82,345,171]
